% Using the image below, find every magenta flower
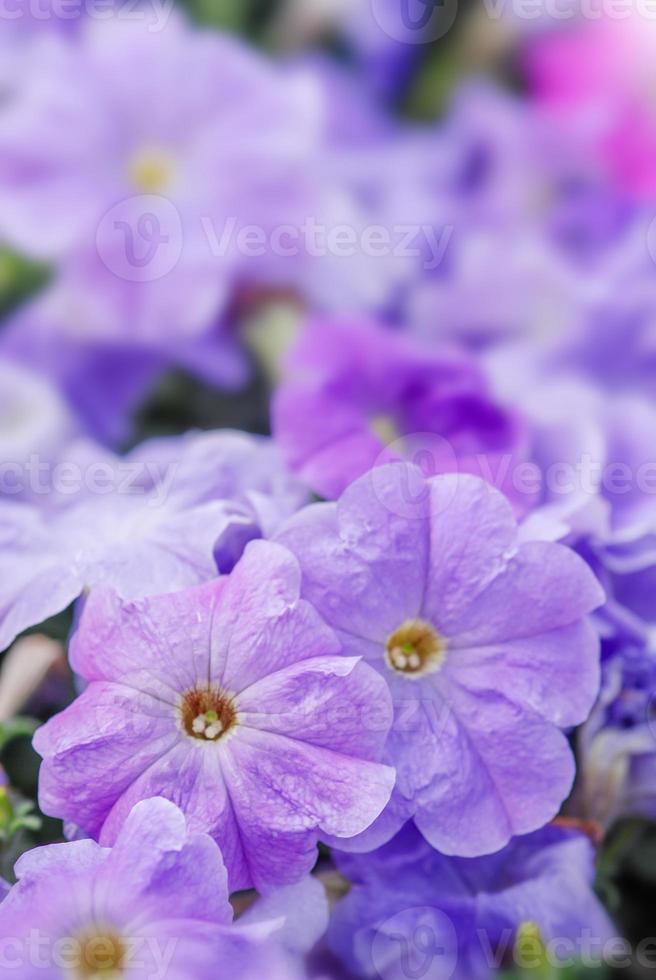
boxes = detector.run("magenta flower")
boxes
[277,462,604,856]
[34,541,394,891]
[525,16,656,198]
[0,796,323,979]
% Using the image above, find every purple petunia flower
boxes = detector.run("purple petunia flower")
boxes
[34,540,395,891]
[328,822,614,979]
[276,462,604,856]
[406,82,642,358]
[272,316,531,508]
[0,796,326,979]
[0,13,318,345]
[0,429,305,652]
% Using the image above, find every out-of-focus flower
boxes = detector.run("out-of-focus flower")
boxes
[0,430,305,652]
[0,282,248,444]
[525,16,656,198]
[277,463,603,856]
[0,358,76,495]
[272,315,530,507]
[328,822,614,979]
[487,351,656,648]
[275,58,455,316]
[0,796,322,979]
[549,252,656,399]
[34,541,395,891]
[488,363,656,550]
[0,14,318,345]
[578,647,656,829]
[407,83,643,357]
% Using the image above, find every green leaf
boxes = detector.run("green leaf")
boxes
[0,247,50,318]
[0,717,40,754]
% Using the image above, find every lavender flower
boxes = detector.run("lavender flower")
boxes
[0,14,318,343]
[273,316,529,508]
[329,823,614,979]
[34,540,395,891]
[0,430,305,652]
[0,796,324,979]
[276,462,604,856]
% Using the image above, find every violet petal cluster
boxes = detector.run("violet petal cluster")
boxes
[277,462,604,855]
[34,540,395,891]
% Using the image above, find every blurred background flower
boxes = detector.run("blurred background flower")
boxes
[2,0,656,977]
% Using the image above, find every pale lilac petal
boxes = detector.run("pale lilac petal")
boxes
[213,540,340,692]
[421,474,518,634]
[446,541,605,645]
[276,468,431,642]
[220,727,395,888]
[448,619,601,727]
[238,656,392,760]
[99,798,232,926]
[34,683,178,838]
[70,582,226,699]
[240,876,329,954]
[414,680,575,856]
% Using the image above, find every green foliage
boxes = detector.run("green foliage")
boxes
[0,791,41,844]
[179,0,277,36]
[0,247,50,319]
[0,717,39,755]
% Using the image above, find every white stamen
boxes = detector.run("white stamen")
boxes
[205,722,223,740]
[192,716,207,734]
[408,652,421,670]
[390,648,408,669]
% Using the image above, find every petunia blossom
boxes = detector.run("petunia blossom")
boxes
[276,462,604,856]
[0,13,318,344]
[0,429,305,652]
[329,822,615,979]
[0,796,325,979]
[272,315,530,508]
[34,540,395,891]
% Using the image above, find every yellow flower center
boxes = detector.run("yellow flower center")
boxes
[128,149,174,194]
[180,686,237,742]
[369,413,403,447]
[74,930,126,978]
[385,619,447,678]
